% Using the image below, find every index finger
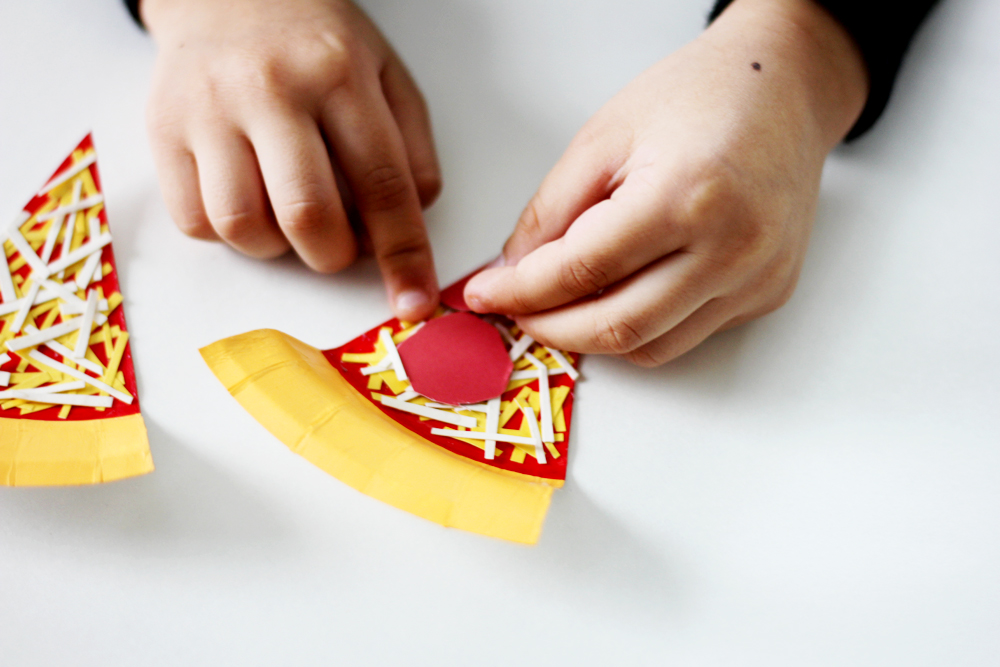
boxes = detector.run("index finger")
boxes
[322,85,438,322]
[464,174,690,315]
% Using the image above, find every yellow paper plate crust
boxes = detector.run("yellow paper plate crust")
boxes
[0,413,153,486]
[201,329,554,544]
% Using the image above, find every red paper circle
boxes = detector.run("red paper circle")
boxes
[398,312,513,405]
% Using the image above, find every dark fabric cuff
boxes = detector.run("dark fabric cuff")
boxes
[708,0,939,141]
[124,0,145,29]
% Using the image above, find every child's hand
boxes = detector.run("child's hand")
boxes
[465,0,868,366]
[142,0,441,321]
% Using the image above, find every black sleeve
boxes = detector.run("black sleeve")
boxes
[709,0,940,140]
[124,0,144,29]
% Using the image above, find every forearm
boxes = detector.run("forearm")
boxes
[710,0,939,140]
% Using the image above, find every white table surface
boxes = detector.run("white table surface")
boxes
[2,1,998,665]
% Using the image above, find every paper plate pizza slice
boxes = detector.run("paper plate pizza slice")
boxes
[0,134,153,486]
[201,284,580,544]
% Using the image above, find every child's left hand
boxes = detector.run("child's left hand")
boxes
[463,0,867,366]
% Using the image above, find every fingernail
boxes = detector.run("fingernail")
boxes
[395,289,432,318]
[484,254,506,269]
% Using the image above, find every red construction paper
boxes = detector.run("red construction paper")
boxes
[2,134,140,422]
[439,273,474,311]
[397,312,513,405]
[328,316,576,482]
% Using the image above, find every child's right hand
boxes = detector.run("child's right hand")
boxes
[142,0,442,322]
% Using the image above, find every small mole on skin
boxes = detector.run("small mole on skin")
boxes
[752,62,761,71]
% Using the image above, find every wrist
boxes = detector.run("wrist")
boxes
[141,0,224,42]
[709,0,869,150]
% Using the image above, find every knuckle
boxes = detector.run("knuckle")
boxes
[624,346,667,368]
[507,288,534,315]
[750,257,802,316]
[594,314,645,354]
[516,196,546,242]
[211,209,258,243]
[276,198,331,236]
[413,168,443,207]
[723,212,774,259]
[669,163,779,262]
[766,275,799,313]
[145,103,179,137]
[377,233,430,267]
[219,37,355,101]
[174,212,213,239]
[359,165,412,212]
[301,33,355,86]
[558,256,612,299]
[569,120,611,156]
[310,243,357,274]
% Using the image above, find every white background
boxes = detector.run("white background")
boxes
[1,1,998,665]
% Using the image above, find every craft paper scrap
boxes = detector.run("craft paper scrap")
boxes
[0,134,153,486]
[201,277,580,544]
[398,312,513,405]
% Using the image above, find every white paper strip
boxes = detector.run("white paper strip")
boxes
[493,321,517,346]
[545,347,579,380]
[60,296,108,316]
[41,179,81,263]
[28,350,132,404]
[23,326,104,375]
[0,288,61,317]
[508,333,534,362]
[422,402,490,412]
[430,427,537,447]
[57,211,75,279]
[379,328,408,381]
[10,282,41,333]
[484,397,501,460]
[360,355,391,376]
[6,317,83,352]
[0,353,9,365]
[73,290,98,359]
[40,278,86,309]
[519,401,546,464]
[394,389,420,402]
[380,395,477,428]
[38,153,96,195]
[89,210,101,234]
[0,250,15,304]
[16,381,85,395]
[0,297,25,318]
[89,253,104,286]
[525,353,554,443]
[425,403,486,412]
[76,246,102,289]
[7,210,30,232]
[47,232,111,273]
[8,227,51,280]
[0,372,9,387]
[0,213,29,303]
[0,390,112,408]
[509,367,567,381]
[40,212,65,263]
[36,196,102,223]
